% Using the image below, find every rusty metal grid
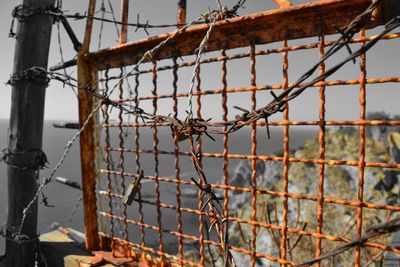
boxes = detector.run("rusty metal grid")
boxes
[77,0,400,266]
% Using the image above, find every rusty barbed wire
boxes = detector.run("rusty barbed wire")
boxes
[89,0,400,141]
[188,135,235,267]
[11,2,242,242]
[227,0,389,133]
[9,1,400,264]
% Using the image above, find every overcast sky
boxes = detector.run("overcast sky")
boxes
[0,0,398,121]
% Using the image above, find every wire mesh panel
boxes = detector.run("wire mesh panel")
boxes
[78,0,400,266]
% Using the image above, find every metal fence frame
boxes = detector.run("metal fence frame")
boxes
[77,0,400,266]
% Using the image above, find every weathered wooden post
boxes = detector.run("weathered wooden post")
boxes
[1,0,55,266]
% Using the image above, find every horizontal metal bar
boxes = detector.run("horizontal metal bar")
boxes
[99,213,296,265]
[97,32,400,79]
[102,147,400,169]
[98,171,400,212]
[55,176,82,190]
[99,208,400,256]
[52,121,80,129]
[99,233,199,267]
[86,0,397,70]
[102,119,400,128]
[114,76,400,103]
[58,227,86,245]
[49,58,77,71]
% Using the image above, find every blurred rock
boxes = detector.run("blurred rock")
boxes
[388,132,400,164]
[225,122,400,265]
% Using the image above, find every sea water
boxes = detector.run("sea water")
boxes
[0,119,316,254]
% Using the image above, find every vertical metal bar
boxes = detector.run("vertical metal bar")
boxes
[355,28,367,267]
[78,61,101,251]
[315,33,326,265]
[280,38,290,265]
[103,70,115,254]
[221,49,230,264]
[119,0,129,44]
[250,43,258,267]
[117,69,129,254]
[78,0,100,251]
[134,67,146,248]
[172,57,184,266]
[177,0,187,28]
[195,65,206,266]
[152,60,165,261]
[82,0,96,52]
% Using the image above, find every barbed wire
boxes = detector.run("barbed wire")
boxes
[186,5,224,120]
[14,103,101,241]
[188,135,235,267]
[1,148,48,171]
[56,19,78,96]
[68,194,83,225]
[9,0,237,244]
[6,66,77,89]
[226,0,387,133]
[87,0,399,140]
[10,0,247,38]
[77,5,400,263]
[7,2,399,261]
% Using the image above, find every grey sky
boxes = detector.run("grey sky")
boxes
[0,0,399,121]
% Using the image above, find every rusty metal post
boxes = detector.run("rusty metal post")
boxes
[177,0,187,27]
[119,0,129,44]
[78,0,101,251]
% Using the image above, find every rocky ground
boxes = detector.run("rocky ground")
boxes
[186,112,400,266]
